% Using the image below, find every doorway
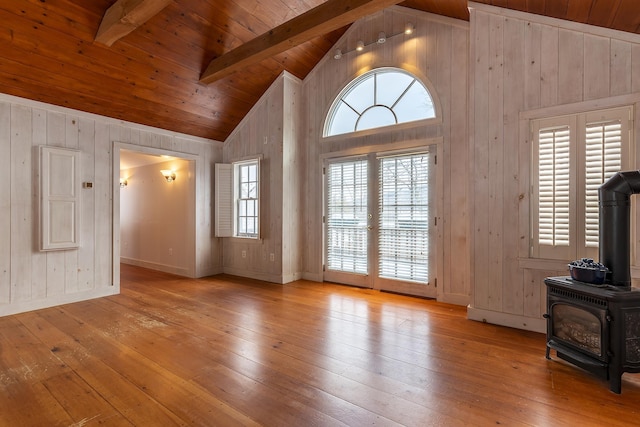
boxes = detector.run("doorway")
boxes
[113,143,197,286]
[323,149,437,298]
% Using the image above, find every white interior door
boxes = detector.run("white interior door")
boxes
[323,150,437,298]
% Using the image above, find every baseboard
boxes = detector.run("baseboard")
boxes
[438,293,470,306]
[120,257,193,278]
[302,272,323,282]
[222,267,285,284]
[282,272,303,284]
[467,305,546,333]
[0,286,120,317]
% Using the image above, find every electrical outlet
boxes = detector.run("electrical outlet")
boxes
[242,250,247,258]
[270,253,275,262]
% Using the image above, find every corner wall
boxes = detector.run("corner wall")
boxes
[0,93,222,316]
[222,73,303,283]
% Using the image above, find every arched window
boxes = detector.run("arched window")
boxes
[324,68,436,137]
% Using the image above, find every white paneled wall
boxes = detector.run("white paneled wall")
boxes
[222,73,303,284]
[0,93,222,316]
[468,3,640,332]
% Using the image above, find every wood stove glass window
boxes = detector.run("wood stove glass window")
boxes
[530,105,633,261]
[552,303,602,357]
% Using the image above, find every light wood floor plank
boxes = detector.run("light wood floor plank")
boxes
[1,264,640,426]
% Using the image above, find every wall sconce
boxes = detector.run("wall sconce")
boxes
[160,170,176,182]
[333,23,415,59]
[119,178,128,188]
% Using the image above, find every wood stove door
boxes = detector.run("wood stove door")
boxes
[548,300,608,362]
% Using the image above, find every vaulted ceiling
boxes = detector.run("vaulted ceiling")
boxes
[1,0,638,141]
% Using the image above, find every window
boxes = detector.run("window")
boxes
[215,159,260,239]
[236,161,259,238]
[531,106,633,261]
[324,68,436,137]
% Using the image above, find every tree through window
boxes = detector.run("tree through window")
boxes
[324,68,436,137]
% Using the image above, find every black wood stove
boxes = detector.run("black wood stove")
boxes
[545,171,640,393]
[545,277,640,393]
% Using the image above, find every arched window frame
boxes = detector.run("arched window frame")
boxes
[323,67,440,138]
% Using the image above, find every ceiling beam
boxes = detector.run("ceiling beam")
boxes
[95,0,173,47]
[199,0,405,85]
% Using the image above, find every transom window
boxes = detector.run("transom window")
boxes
[324,68,436,137]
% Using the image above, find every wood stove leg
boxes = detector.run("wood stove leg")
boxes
[546,345,551,359]
[609,371,622,394]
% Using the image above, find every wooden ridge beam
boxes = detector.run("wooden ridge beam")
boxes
[95,0,173,47]
[199,0,404,84]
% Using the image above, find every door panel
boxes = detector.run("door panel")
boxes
[324,158,371,287]
[323,150,436,298]
[375,152,435,297]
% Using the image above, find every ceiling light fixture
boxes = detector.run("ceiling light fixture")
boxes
[333,48,342,59]
[120,177,128,188]
[377,31,386,44]
[356,40,364,51]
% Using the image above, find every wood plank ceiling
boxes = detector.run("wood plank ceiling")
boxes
[0,0,638,141]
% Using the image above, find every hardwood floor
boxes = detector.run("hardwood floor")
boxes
[2,265,640,426]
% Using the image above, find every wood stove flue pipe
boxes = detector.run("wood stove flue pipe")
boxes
[599,171,640,287]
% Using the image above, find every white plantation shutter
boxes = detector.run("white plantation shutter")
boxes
[378,153,429,283]
[532,106,632,261]
[583,120,622,248]
[215,163,233,237]
[326,159,369,274]
[537,126,571,248]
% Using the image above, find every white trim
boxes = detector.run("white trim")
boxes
[467,305,546,334]
[120,257,192,278]
[519,93,640,121]
[438,294,470,306]
[113,142,200,282]
[469,2,640,45]
[0,287,119,317]
[320,137,443,161]
[302,272,323,282]
[222,267,291,284]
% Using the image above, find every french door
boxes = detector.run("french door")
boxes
[323,150,436,298]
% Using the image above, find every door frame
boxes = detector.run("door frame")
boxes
[321,138,443,298]
[112,142,198,286]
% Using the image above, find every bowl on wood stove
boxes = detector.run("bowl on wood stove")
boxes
[568,260,609,285]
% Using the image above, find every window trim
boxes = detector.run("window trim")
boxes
[529,105,634,262]
[234,159,260,239]
[322,67,441,139]
[214,158,261,240]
